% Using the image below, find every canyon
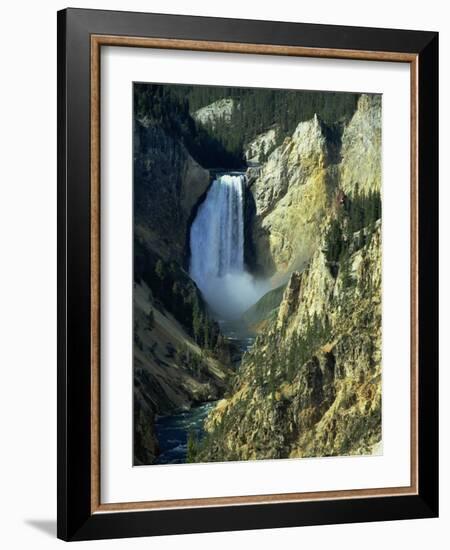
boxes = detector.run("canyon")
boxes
[133,84,382,465]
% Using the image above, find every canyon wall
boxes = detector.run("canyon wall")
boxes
[247,94,381,279]
[134,120,211,264]
[133,86,381,465]
[133,118,233,464]
[194,94,383,462]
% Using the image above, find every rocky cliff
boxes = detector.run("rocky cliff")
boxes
[244,126,279,164]
[192,98,235,129]
[195,222,381,462]
[134,120,211,264]
[246,95,381,279]
[192,93,382,462]
[340,94,382,196]
[248,114,334,277]
[133,117,235,465]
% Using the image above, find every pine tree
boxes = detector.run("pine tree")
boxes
[340,257,353,289]
[203,319,210,350]
[192,298,201,343]
[268,359,276,401]
[155,259,165,280]
[286,334,298,381]
[147,308,155,331]
[325,219,343,266]
[187,430,199,463]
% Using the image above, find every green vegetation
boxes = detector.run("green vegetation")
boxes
[241,284,286,327]
[175,344,204,378]
[147,308,155,331]
[134,83,360,169]
[324,189,381,278]
[155,259,165,280]
[324,218,343,266]
[134,84,241,168]
[344,189,382,234]
[134,239,221,353]
[187,430,201,463]
[176,85,359,156]
[248,312,332,395]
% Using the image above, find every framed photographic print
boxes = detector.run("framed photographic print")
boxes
[57,8,439,541]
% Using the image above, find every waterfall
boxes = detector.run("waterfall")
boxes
[190,174,269,319]
[190,174,245,282]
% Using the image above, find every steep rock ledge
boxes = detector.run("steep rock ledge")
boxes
[197,224,381,462]
[244,126,279,164]
[249,114,331,277]
[134,121,210,264]
[248,94,381,279]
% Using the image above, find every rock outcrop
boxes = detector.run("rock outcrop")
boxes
[247,95,381,279]
[249,114,332,276]
[192,98,235,129]
[340,94,382,196]
[197,223,381,462]
[244,126,278,164]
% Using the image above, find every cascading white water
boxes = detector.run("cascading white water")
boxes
[191,174,244,280]
[190,174,269,319]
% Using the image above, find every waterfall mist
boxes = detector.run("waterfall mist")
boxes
[189,174,270,320]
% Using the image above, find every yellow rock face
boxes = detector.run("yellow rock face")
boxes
[251,115,331,277]
[196,95,383,463]
[340,94,382,196]
[250,96,381,278]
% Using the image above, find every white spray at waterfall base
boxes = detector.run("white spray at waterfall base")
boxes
[189,174,270,320]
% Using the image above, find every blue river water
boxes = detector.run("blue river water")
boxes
[154,320,255,465]
[154,402,216,464]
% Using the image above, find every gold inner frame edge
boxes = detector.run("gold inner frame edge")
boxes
[90,34,419,514]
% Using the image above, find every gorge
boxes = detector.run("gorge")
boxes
[154,173,266,464]
[133,83,382,466]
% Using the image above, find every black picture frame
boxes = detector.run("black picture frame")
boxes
[57,7,438,541]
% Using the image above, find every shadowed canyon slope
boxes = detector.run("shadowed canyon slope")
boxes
[133,88,236,464]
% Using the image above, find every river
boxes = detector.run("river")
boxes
[154,401,216,465]
[154,321,255,465]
